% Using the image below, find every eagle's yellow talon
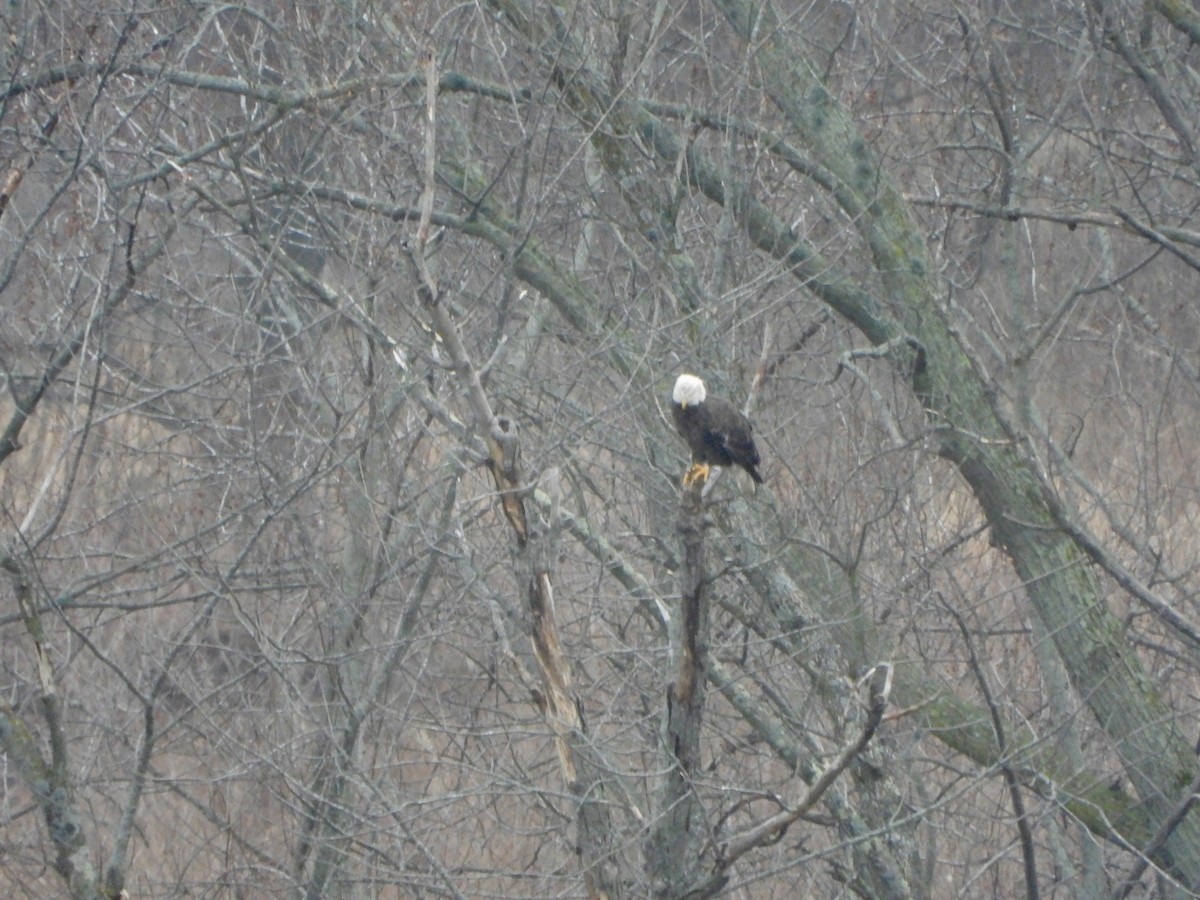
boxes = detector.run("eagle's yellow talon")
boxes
[682,462,711,487]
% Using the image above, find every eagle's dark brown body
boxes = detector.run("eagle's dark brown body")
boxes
[671,374,763,485]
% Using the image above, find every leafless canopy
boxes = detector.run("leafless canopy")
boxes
[4,1,1200,897]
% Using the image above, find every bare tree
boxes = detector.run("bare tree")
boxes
[3,0,1200,897]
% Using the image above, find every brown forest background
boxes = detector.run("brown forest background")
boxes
[4,0,1200,897]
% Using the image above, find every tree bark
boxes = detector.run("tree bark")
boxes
[644,484,717,899]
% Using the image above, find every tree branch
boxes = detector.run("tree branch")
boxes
[401,52,623,899]
[717,663,891,872]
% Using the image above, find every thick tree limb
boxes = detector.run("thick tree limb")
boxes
[645,483,715,898]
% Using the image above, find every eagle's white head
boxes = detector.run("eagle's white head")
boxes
[673,373,706,408]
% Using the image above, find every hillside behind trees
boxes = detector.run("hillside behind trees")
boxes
[4,1,1200,897]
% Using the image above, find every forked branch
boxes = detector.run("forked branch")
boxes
[698,664,893,895]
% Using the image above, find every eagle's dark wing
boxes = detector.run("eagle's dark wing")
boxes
[701,397,763,483]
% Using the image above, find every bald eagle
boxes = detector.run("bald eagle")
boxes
[671,373,763,486]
